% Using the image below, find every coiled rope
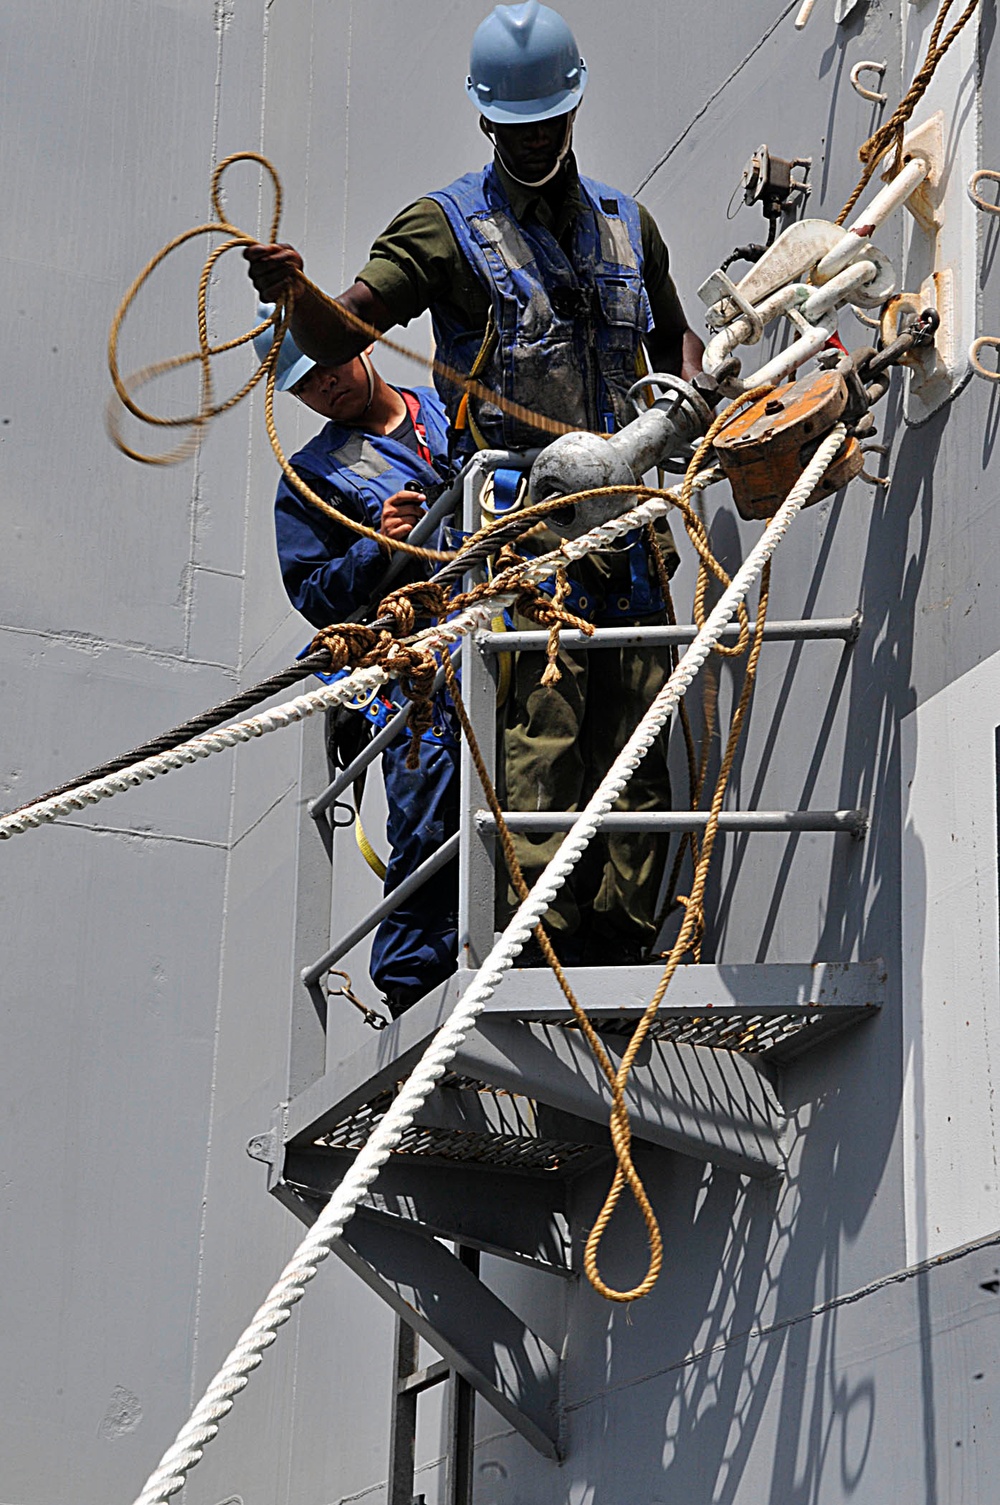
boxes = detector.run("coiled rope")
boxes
[108,153,451,563]
[126,427,845,1505]
[108,152,590,567]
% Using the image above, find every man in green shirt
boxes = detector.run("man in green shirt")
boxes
[246,1,704,964]
[244,11,702,433]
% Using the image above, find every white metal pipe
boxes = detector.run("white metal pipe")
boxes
[814,232,875,287]
[846,158,929,235]
[799,260,878,323]
[814,158,928,283]
[737,322,832,392]
[704,284,806,372]
[478,615,861,652]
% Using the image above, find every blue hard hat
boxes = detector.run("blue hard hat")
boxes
[466,2,587,124]
[252,303,315,392]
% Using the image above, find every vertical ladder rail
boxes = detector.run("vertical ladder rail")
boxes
[457,466,501,973]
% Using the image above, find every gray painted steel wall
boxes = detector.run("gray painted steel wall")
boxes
[1,2,998,1503]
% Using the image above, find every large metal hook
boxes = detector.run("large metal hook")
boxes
[968,169,1000,216]
[850,60,888,105]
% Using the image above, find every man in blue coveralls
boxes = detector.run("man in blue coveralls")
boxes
[262,318,459,1018]
[248,2,706,966]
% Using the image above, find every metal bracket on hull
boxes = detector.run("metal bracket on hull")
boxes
[273,1185,563,1460]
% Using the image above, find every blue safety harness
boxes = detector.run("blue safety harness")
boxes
[297,386,458,746]
[427,163,652,452]
[427,166,664,619]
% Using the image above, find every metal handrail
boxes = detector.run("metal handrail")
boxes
[477,614,861,654]
[475,810,868,836]
[301,832,460,988]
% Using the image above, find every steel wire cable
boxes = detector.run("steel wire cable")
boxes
[0,484,676,822]
[0,480,716,841]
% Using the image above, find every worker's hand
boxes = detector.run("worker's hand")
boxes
[243,242,304,299]
[380,489,426,543]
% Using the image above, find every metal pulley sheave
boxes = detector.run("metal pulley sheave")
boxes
[712,367,865,520]
[527,373,713,538]
[710,308,940,519]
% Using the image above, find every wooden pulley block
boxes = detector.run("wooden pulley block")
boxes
[713,369,862,520]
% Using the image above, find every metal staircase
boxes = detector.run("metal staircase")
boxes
[250,465,883,1473]
[243,463,885,1486]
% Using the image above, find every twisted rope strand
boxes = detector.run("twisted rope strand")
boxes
[127,427,845,1505]
[0,482,706,842]
[836,0,982,225]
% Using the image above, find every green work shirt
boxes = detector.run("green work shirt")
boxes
[356,154,687,346]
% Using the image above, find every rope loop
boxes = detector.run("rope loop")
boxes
[108,152,602,571]
[540,567,572,687]
[377,580,453,636]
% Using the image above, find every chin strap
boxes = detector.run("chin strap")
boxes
[360,350,376,414]
[493,111,575,189]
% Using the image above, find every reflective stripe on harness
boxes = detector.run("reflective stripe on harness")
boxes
[400,388,434,466]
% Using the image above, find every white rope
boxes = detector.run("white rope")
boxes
[0,477,716,845]
[128,427,844,1505]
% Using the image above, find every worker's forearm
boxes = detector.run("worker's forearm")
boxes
[291,281,394,367]
[680,328,705,383]
[647,321,704,381]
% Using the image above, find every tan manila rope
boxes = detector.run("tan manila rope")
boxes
[836,0,982,226]
[108,153,451,562]
[646,388,774,935]
[582,567,771,1300]
[447,391,786,1303]
[441,649,666,1297]
[108,153,590,566]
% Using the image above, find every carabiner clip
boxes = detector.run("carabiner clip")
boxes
[970,336,1000,384]
[324,968,389,1030]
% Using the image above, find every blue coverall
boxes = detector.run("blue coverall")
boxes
[274,387,459,1011]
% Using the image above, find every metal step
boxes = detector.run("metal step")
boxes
[259,958,881,1460]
